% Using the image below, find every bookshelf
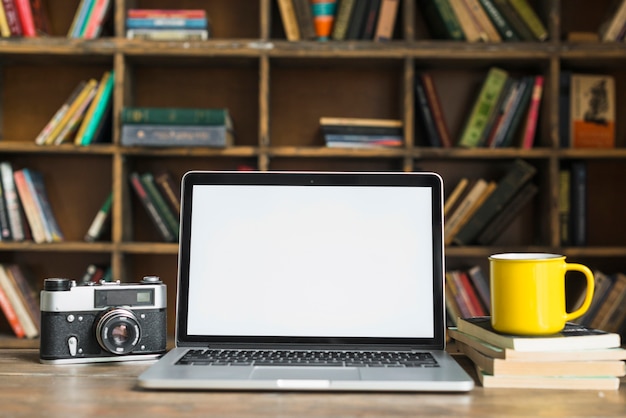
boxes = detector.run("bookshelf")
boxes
[1,0,626,344]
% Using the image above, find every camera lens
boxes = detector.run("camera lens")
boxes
[95,308,141,355]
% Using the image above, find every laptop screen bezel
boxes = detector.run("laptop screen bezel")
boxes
[175,171,446,350]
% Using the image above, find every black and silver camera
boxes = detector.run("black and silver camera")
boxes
[39,276,167,364]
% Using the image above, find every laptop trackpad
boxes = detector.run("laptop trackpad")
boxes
[251,367,360,382]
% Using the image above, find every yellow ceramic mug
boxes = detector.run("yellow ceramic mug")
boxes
[489,253,594,335]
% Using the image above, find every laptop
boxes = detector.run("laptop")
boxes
[138,171,474,392]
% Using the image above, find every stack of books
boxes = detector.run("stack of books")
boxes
[457,67,545,149]
[320,117,403,148]
[34,71,114,146]
[120,107,234,148]
[129,170,181,243]
[0,163,63,244]
[67,0,113,38]
[277,0,401,42]
[420,0,548,42]
[450,316,626,390]
[0,263,39,339]
[125,9,210,41]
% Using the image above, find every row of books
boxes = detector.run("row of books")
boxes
[67,0,112,39]
[0,0,49,37]
[457,67,544,148]
[444,159,537,246]
[130,170,181,243]
[0,263,39,339]
[278,0,400,41]
[121,107,234,148]
[449,316,625,390]
[35,70,114,146]
[0,162,63,244]
[598,0,626,41]
[125,8,210,41]
[445,266,490,327]
[421,0,547,42]
[319,116,403,148]
[574,270,626,335]
[559,160,587,247]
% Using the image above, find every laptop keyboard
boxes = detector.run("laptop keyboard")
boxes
[176,349,439,368]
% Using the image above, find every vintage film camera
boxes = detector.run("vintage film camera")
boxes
[39,276,167,364]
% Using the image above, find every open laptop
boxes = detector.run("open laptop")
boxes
[138,171,474,391]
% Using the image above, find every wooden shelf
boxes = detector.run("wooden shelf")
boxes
[1,0,625,344]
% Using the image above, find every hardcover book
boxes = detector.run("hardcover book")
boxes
[121,124,234,148]
[569,74,615,148]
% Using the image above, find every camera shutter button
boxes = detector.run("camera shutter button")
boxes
[68,336,78,357]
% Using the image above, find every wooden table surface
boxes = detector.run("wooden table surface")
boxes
[1,349,625,417]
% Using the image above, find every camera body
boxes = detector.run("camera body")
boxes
[40,276,167,364]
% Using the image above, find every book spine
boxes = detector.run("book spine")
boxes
[5,264,40,330]
[75,71,110,145]
[449,0,483,42]
[420,73,452,148]
[79,71,115,146]
[594,274,626,331]
[311,0,337,41]
[120,107,229,126]
[569,74,616,148]
[498,75,535,147]
[53,84,98,145]
[466,265,491,312]
[462,0,501,41]
[67,0,91,37]
[458,67,509,147]
[457,270,487,316]
[331,0,356,40]
[0,277,25,337]
[321,125,402,136]
[25,170,64,242]
[12,170,46,243]
[0,264,37,338]
[424,0,465,40]
[374,0,399,41]
[558,167,570,246]
[126,16,207,29]
[276,0,300,41]
[1,0,22,35]
[291,0,316,40]
[569,160,587,246]
[121,125,232,148]
[44,79,98,145]
[129,173,175,242]
[154,171,181,218]
[140,172,179,240]
[477,0,520,41]
[0,162,24,241]
[559,71,571,148]
[34,81,86,145]
[0,178,11,239]
[83,0,111,38]
[507,0,548,41]
[345,0,369,39]
[445,272,472,318]
[414,76,442,147]
[453,159,536,245]
[13,0,34,36]
[126,29,209,41]
[0,1,11,36]
[492,0,535,41]
[520,75,544,149]
[444,179,490,244]
[127,9,206,19]
[84,192,112,242]
[599,0,626,41]
[360,0,381,40]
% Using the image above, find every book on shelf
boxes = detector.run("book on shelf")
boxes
[125,8,209,40]
[359,0,381,40]
[0,162,25,241]
[292,0,316,40]
[444,179,496,245]
[414,74,443,147]
[491,0,535,41]
[449,0,485,42]
[52,82,99,145]
[477,0,520,41]
[79,263,111,285]
[277,0,301,41]
[456,316,623,352]
[457,339,626,377]
[331,0,356,40]
[558,167,570,246]
[324,134,403,148]
[153,170,181,218]
[462,0,502,42]
[121,107,232,127]
[569,73,616,148]
[575,270,616,328]
[75,70,114,146]
[345,0,369,39]
[34,80,87,145]
[420,0,465,40]
[508,0,548,41]
[121,124,234,148]
[457,67,509,147]
[475,181,538,245]
[598,0,626,41]
[0,173,11,240]
[126,28,209,41]
[373,0,399,41]
[311,0,337,41]
[568,160,587,246]
[13,0,35,37]
[129,172,176,243]
[140,172,179,240]
[519,75,544,149]
[466,265,490,313]
[453,158,536,246]
[589,272,626,332]
[445,272,472,320]
[320,117,403,148]
[0,264,38,338]
[84,191,112,242]
[67,0,112,38]
[444,178,469,217]
[1,0,22,36]
[445,267,490,321]
[0,1,10,37]
[3,264,39,331]
[419,73,452,148]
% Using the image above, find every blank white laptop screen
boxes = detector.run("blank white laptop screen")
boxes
[186,184,435,339]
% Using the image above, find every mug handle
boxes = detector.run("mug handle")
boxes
[564,263,595,322]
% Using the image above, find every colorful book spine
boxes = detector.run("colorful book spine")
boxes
[1,0,22,35]
[83,0,112,39]
[24,169,64,242]
[0,1,11,36]
[127,9,206,19]
[508,0,548,41]
[520,75,544,149]
[458,67,509,147]
[0,276,25,338]
[126,17,207,29]
[311,0,337,41]
[13,170,46,243]
[67,0,93,37]
[84,192,112,242]
[13,0,35,36]
[129,172,176,243]
[79,71,115,146]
